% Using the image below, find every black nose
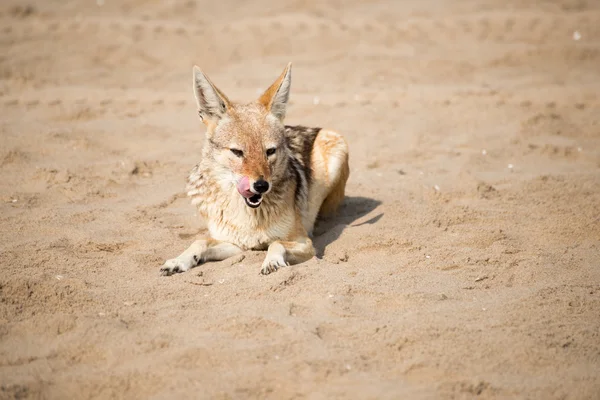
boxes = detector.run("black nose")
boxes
[253,179,270,194]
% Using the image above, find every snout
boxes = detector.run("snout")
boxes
[252,179,270,194]
[237,176,271,209]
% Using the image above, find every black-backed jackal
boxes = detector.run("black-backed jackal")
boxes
[161,63,349,276]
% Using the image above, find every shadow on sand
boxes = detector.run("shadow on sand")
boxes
[312,196,382,258]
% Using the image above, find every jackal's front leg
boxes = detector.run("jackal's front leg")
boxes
[161,238,242,276]
[261,237,315,275]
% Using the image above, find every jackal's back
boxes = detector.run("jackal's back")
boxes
[282,125,321,212]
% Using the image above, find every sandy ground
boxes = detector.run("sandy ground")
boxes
[1,0,600,398]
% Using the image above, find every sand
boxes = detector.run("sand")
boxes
[1,0,600,398]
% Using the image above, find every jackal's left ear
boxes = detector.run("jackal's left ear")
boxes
[258,62,292,121]
[193,66,231,125]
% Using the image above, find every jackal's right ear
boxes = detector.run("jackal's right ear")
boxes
[193,66,231,125]
[258,62,292,121]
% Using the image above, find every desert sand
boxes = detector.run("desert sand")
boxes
[1,0,599,398]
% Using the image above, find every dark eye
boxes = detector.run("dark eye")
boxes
[266,148,276,156]
[230,148,244,158]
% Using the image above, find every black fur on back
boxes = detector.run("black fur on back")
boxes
[284,125,321,210]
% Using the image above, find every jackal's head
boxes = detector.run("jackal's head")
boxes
[192,63,293,209]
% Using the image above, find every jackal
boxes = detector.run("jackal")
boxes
[160,63,349,276]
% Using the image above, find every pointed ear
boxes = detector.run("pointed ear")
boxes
[193,66,231,125]
[258,62,292,121]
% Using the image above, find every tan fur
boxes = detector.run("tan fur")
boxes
[160,64,349,276]
[302,129,350,231]
[319,132,350,216]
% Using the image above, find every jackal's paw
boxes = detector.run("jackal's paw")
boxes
[160,257,193,276]
[260,255,289,275]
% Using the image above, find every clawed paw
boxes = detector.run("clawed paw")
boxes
[260,256,288,275]
[160,258,192,276]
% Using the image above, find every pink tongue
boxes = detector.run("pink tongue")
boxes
[237,176,254,198]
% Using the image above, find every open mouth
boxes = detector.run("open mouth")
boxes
[244,194,263,208]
